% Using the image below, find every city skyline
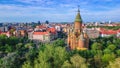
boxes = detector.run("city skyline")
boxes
[0,0,120,22]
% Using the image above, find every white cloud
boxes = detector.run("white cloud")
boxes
[60,4,73,7]
[0,0,120,22]
[17,0,44,3]
[16,0,55,6]
[0,4,55,16]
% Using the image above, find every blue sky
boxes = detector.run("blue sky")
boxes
[0,0,120,22]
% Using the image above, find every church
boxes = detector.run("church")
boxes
[67,8,89,50]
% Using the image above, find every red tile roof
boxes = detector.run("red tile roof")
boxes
[100,28,120,35]
[100,31,117,35]
[47,27,56,34]
[33,32,49,35]
[117,29,120,33]
[0,31,10,37]
[34,26,57,35]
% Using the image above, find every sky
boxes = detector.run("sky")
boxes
[0,0,120,22]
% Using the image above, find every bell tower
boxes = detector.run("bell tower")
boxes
[74,6,82,31]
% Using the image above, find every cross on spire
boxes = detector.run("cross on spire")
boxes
[78,5,80,13]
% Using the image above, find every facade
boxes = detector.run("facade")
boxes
[85,28,100,38]
[32,32,50,42]
[67,9,89,50]
[117,31,120,38]
[28,27,57,42]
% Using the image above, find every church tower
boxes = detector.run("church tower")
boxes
[67,7,89,50]
[74,8,82,31]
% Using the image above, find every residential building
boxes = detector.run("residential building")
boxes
[28,26,57,42]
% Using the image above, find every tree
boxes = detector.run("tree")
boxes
[22,61,32,68]
[0,52,18,68]
[61,60,72,68]
[16,43,23,50]
[116,50,120,56]
[91,42,102,50]
[25,48,38,61]
[8,36,19,45]
[62,54,88,68]
[107,44,116,51]
[0,34,7,46]
[24,43,33,49]
[38,21,41,25]
[107,57,120,68]
[5,44,12,53]
[34,59,51,68]
[78,50,94,59]
[52,39,66,47]
[104,49,112,54]
[102,53,115,66]
[25,45,69,68]
[45,20,49,24]
[53,46,68,67]
[93,53,103,68]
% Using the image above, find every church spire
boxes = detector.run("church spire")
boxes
[78,5,80,13]
[75,6,82,22]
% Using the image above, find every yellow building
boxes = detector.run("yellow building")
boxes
[67,8,89,50]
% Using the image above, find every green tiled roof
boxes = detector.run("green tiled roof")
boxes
[75,11,82,22]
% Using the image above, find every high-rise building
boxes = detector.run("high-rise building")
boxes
[67,8,89,50]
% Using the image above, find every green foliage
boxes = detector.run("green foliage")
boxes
[78,50,94,58]
[62,54,88,68]
[16,43,23,50]
[0,35,24,53]
[0,52,19,68]
[22,61,32,68]
[52,39,66,47]
[107,57,120,68]
[91,42,103,50]
[107,44,116,51]
[34,60,51,68]
[104,49,112,54]
[0,34,8,46]
[54,46,69,67]
[5,44,13,53]
[25,43,34,49]
[93,54,103,68]
[0,33,120,68]
[89,36,120,68]
[102,53,115,64]
[116,50,120,56]
[23,44,68,68]
[0,34,36,68]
